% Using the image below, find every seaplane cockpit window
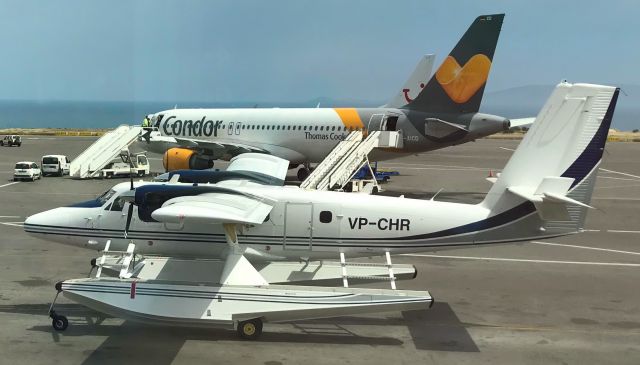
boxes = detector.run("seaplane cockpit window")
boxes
[96,189,116,206]
[110,197,125,212]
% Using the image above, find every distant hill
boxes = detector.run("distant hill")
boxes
[481,84,640,131]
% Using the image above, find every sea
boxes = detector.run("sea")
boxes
[0,99,636,131]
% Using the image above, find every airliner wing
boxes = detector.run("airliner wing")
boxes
[151,192,273,225]
[227,153,289,182]
[173,137,268,153]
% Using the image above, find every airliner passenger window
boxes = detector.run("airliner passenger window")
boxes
[320,211,332,223]
[331,126,335,131]
[315,126,318,131]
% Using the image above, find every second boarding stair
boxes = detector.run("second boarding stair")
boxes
[70,125,142,179]
[300,130,401,191]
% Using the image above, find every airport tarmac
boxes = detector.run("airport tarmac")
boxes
[0,136,639,365]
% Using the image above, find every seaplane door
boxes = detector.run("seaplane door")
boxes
[283,202,313,250]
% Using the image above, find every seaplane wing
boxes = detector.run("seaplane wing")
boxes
[151,191,274,225]
[174,137,268,154]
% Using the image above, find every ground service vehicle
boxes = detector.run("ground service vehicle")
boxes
[41,155,71,176]
[101,153,149,179]
[1,135,22,147]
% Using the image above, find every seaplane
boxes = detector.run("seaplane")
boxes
[25,82,619,339]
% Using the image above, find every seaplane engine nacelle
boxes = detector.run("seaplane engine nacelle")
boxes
[162,148,212,171]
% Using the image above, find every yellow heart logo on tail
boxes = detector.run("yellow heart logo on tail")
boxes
[435,54,491,104]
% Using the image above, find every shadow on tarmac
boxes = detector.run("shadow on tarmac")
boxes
[1,300,478,364]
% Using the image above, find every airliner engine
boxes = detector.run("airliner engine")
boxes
[162,148,213,171]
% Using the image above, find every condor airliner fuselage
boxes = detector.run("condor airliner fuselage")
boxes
[146,107,509,166]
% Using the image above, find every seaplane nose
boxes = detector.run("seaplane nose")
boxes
[23,208,72,236]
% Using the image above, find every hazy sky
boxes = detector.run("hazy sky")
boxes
[1,0,638,102]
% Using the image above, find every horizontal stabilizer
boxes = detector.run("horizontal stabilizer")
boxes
[507,176,593,220]
[425,118,468,139]
[509,117,535,129]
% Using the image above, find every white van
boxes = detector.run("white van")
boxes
[41,155,71,176]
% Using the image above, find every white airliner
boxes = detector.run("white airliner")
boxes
[140,15,512,179]
[25,82,619,338]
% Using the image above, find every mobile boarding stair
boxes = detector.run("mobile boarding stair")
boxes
[300,130,401,192]
[48,240,432,339]
[69,125,142,179]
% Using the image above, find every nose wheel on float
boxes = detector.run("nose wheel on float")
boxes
[48,282,68,331]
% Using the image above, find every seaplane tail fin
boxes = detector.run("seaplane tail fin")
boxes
[481,82,619,235]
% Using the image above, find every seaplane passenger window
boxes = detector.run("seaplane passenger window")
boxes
[319,211,332,223]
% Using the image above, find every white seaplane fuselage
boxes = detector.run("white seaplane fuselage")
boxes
[25,181,497,260]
